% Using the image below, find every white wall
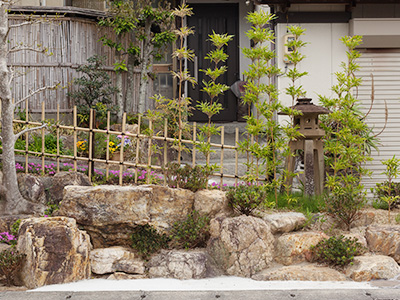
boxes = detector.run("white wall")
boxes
[276,23,349,108]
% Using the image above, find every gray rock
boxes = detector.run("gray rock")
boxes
[145,185,195,231]
[345,255,400,281]
[57,185,195,248]
[252,264,347,281]
[107,272,147,280]
[207,215,274,277]
[58,185,151,247]
[194,189,233,218]
[365,225,400,263]
[43,171,91,205]
[90,246,145,275]
[262,212,306,234]
[17,173,46,205]
[16,217,91,289]
[147,249,221,279]
[274,231,328,265]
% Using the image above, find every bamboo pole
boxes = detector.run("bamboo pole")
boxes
[106,111,110,181]
[192,122,196,168]
[220,126,224,190]
[73,106,77,171]
[134,115,141,184]
[235,127,239,186]
[178,125,182,164]
[56,104,60,172]
[41,101,45,175]
[163,118,168,186]
[119,113,126,186]
[147,119,153,184]
[88,109,93,181]
[25,100,29,174]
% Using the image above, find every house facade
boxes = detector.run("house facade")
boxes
[10,0,400,191]
[258,0,400,192]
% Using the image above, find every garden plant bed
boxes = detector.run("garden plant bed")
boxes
[1,182,400,290]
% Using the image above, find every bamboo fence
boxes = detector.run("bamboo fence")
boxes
[10,104,245,188]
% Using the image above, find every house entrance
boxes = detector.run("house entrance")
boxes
[187,3,239,122]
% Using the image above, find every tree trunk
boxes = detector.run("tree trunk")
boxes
[125,52,136,113]
[0,2,44,215]
[115,35,124,123]
[138,17,153,114]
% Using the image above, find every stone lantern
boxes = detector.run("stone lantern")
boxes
[280,98,331,195]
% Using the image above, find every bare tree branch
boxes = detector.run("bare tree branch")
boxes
[8,19,44,29]
[14,84,58,107]
[9,46,49,54]
[373,99,388,138]
[14,123,47,141]
[8,65,14,85]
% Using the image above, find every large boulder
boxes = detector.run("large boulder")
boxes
[194,189,232,218]
[57,185,194,247]
[345,255,400,281]
[252,264,347,281]
[147,249,221,279]
[145,185,195,230]
[274,231,328,265]
[17,174,47,205]
[207,216,274,277]
[262,212,306,234]
[365,225,400,263]
[43,171,91,205]
[16,217,91,289]
[57,185,151,247]
[90,246,145,275]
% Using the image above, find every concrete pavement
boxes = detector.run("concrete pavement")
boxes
[1,289,400,300]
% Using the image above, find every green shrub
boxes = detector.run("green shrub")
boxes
[14,133,67,155]
[324,188,366,231]
[373,181,400,210]
[169,211,210,250]
[130,224,169,259]
[0,249,25,286]
[163,163,214,192]
[226,184,270,216]
[310,235,366,267]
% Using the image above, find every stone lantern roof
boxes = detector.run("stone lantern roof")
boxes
[279,98,331,115]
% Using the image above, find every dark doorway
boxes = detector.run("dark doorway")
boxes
[187,3,239,122]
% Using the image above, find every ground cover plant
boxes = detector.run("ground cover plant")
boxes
[310,235,366,267]
[130,224,169,260]
[169,210,210,250]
